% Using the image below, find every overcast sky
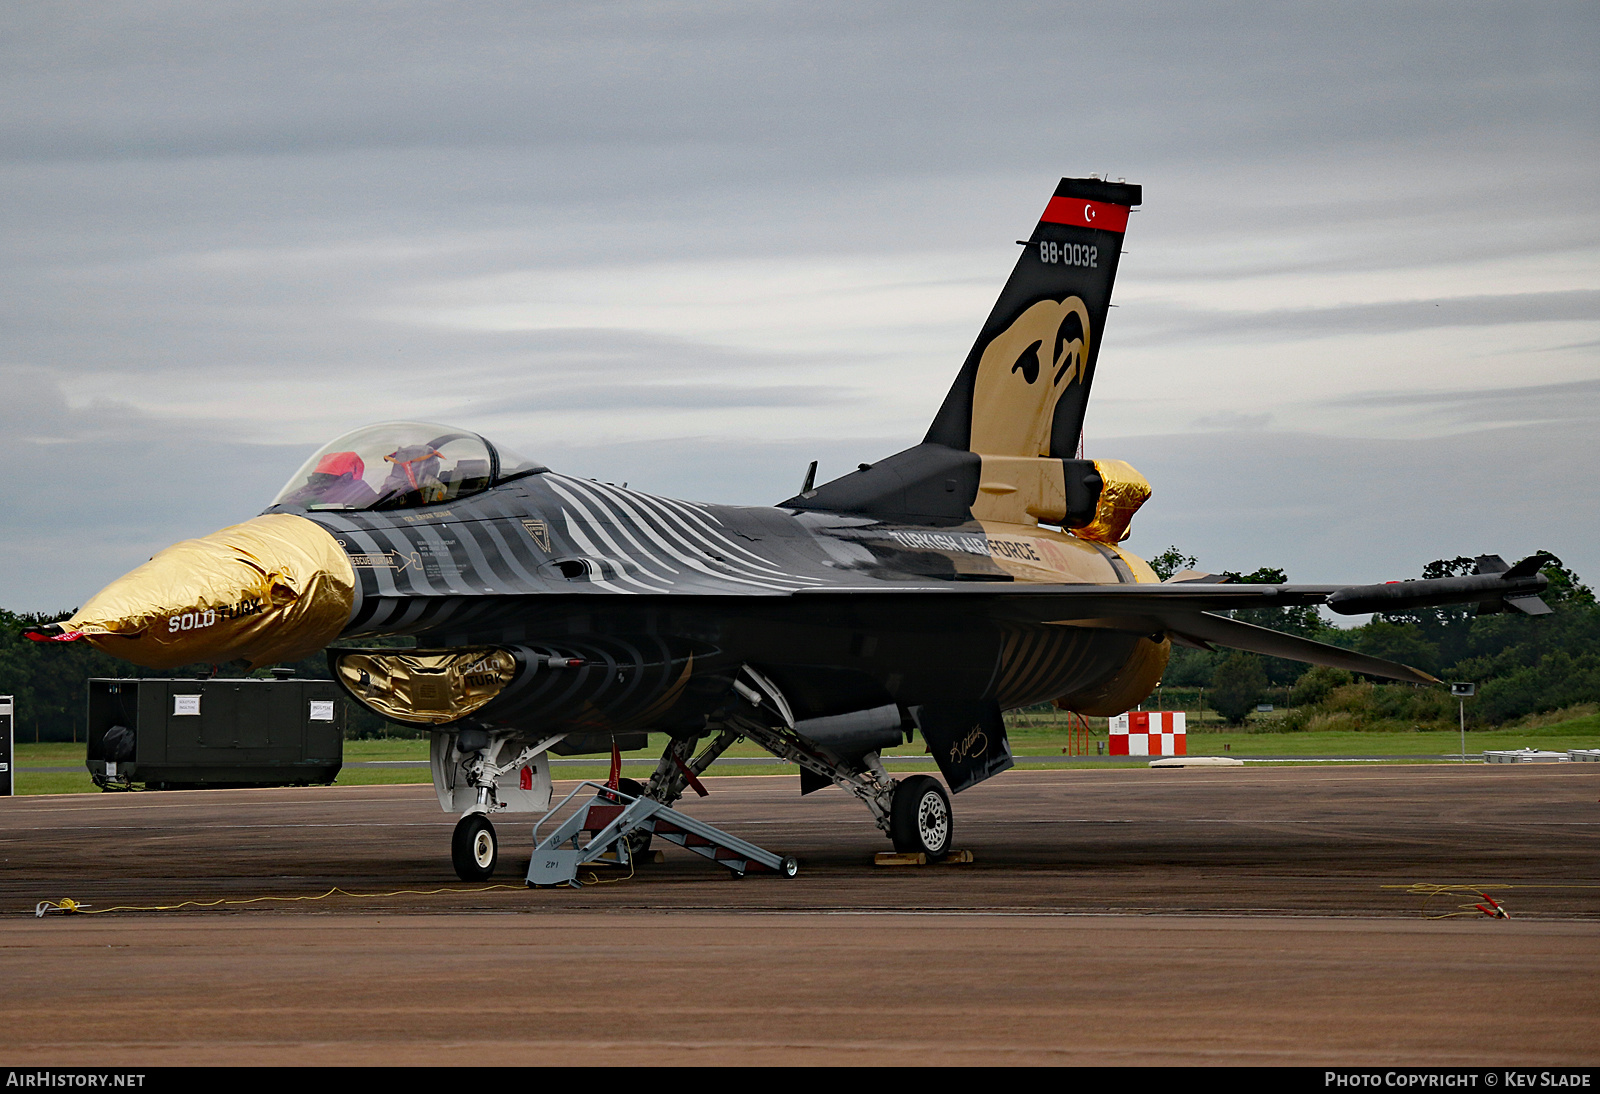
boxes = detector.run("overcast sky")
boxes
[3,1,1596,612]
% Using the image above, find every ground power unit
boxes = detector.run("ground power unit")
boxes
[86,675,344,790]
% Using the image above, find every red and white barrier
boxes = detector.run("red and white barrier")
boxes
[1109,711,1187,756]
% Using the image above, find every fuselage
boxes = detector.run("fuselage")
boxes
[272,469,1163,735]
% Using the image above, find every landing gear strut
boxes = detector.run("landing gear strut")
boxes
[616,777,653,858]
[452,814,499,881]
[645,728,741,807]
[722,665,913,844]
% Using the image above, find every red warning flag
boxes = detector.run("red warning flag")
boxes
[23,628,83,643]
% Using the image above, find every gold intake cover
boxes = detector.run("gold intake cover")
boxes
[333,647,517,725]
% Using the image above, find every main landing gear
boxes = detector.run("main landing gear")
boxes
[719,665,957,863]
[889,775,952,861]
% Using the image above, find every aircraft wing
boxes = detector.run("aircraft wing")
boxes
[793,558,1554,686]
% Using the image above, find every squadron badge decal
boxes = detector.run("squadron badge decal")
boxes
[521,518,551,552]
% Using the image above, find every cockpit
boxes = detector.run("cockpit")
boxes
[268,422,544,512]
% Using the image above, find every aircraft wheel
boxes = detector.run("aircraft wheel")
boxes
[617,777,653,859]
[890,775,952,861]
[451,814,498,881]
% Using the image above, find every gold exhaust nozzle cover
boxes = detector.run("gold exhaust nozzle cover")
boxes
[1070,459,1151,545]
[67,514,355,670]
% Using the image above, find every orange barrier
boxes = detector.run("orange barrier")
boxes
[1066,711,1097,756]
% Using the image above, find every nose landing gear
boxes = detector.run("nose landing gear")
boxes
[435,729,564,881]
[452,813,499,881]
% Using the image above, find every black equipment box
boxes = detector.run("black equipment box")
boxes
[86,677,344,789]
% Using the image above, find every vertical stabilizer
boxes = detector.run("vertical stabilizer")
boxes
[925,177,1141,458]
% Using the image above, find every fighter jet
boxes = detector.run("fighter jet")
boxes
[29,177,1554,880]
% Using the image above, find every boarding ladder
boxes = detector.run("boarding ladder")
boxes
[527,781,799,888]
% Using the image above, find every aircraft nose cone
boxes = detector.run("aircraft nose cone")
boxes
[66,514,356,670]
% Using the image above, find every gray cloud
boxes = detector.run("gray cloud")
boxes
[1328,377,1600,420]
[0,369,306,612]
[1192,411,1274,431]
[3,2,1593,172]
[1112,419,1600,588]
[0,1,1595,614]
[1117,289,1600,347]
[466,383,846,415]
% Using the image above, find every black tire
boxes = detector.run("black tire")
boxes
[451,814,498,881]
[780,856,800,878]
[889,775,953,861]
[616,777,653,859]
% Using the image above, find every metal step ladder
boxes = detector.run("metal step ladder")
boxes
[527,781,800,888]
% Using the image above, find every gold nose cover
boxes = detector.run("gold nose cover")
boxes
[66,514,355,670]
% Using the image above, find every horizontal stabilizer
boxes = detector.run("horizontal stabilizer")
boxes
[1504,551,1559,581]
[1474,554,1509,575]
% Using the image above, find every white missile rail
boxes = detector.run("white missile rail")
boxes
[527,781,799,888]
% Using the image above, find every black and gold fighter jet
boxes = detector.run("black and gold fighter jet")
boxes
[31,178,1553,878]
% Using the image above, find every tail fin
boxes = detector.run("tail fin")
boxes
[925,177,1141,458]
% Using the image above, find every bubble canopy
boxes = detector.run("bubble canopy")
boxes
[269,422,545,512]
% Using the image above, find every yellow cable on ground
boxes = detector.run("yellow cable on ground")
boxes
[35,884,524,918]
[579,855,636,887]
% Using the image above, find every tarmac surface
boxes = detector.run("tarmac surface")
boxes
[1,765,1597,1066]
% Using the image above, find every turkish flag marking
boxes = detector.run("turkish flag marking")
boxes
[1040,197,1130,232]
